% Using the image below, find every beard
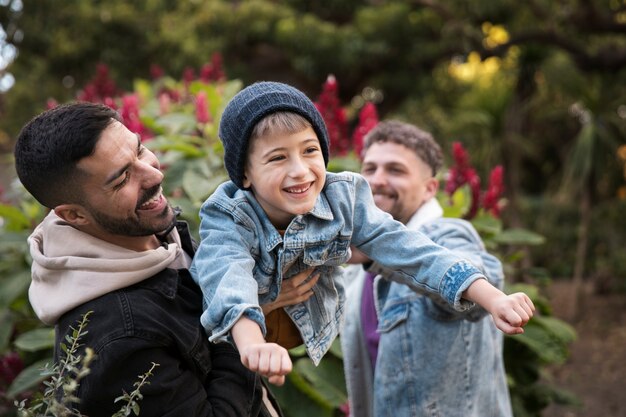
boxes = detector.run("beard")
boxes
[84,185,176,237]
[88,204,175,237]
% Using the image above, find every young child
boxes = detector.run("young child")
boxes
[190,81,534,386]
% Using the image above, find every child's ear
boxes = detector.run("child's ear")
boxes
[54,204,91,227]
[242,173,251,188]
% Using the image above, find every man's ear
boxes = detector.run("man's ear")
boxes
[424,177,440,201]
[54,204,91,226]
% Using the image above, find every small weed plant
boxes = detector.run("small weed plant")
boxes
[15,312,157,417]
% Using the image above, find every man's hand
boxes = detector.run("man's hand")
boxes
[262,268,320,315]
[239,342,292,386]
[463,278,535,334]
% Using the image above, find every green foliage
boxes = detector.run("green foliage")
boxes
[270,340,347,417]
[13,312,158,417]
[441,187,578,416]
[111,363,160,417]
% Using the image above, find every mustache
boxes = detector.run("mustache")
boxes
[371,187,396,198]
[136,184,161,209]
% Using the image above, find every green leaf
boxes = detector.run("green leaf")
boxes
[154,113,198,135]
[0,204,31,231]
[492,228,546,246]
[288,345,307,357]
[471,213,502,236]
[0,309,14,351]
[0,270,31,308]
[14,328,55,352]
[6,358,54,398]
[327,337,343,359]
[506,318,573,365]
[532,315,577,345]
[327,154,361,173]
[182,165,227,203]
[269,372,334,417]
[293,356,347,408]
[437,187,471,219]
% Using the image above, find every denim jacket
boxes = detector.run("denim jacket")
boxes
[191,172,485,365]
[341,200,512,417]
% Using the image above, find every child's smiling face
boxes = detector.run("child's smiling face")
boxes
[243,126,326,229]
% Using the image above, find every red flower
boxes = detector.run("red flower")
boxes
[0,352,23,387]
[195,91,211,124]
[46,98,58,110]
[339,401,350,417]
[183,67,196,85]
[78,63,118,103]
[444,142,472,196]
[315,74,349,156]
[150,64,165,80]
[352,102,379,159]
[120,93,153,140]
[444,141,481,220]
[200,53,226,83]
[482,165,505,217]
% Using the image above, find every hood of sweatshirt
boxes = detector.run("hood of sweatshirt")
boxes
[28,211,183,325]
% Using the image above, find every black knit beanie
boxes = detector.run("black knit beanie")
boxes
[218,81,330,189]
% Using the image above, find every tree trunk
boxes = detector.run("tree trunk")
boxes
[568,184,591,320]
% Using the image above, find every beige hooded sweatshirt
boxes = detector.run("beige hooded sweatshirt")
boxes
[28,211,185,325]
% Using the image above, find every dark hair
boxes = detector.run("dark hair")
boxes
[14,102,121,208]
[363,120,443,176]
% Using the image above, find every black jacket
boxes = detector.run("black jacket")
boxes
[54,221,281,416]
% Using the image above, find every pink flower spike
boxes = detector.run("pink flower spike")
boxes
[150,64,165,80]
[352,102,379,158]
[315,74,349,156]
[46,98,59,110]
[195,91,211,124]
[482,165,505,217]
[159,92,171,115]
[183,67,196,84]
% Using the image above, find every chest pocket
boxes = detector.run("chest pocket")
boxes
[303,237,351,266]
[187,327,212,376]
[377,301,410,333]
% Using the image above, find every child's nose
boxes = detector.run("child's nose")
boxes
[289,157,308,177]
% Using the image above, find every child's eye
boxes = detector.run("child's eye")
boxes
[269,155,286,162]
[305,146,319,154]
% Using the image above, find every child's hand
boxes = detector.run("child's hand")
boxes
[463,278,535,334]
[239,342,292,386]
[488,292,535,335]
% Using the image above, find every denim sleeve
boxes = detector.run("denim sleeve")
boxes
[348,174,485,311]
[190,200,266,343]
[419,218,505,319]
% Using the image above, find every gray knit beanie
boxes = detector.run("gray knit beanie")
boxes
[218,81,330,189]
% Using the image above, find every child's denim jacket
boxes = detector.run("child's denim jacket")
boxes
[190,172,484,365]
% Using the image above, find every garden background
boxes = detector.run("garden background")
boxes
[0,1,625,416]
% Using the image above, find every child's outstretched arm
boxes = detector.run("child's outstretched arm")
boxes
[463,278,535,334]
[231,316,292,386]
